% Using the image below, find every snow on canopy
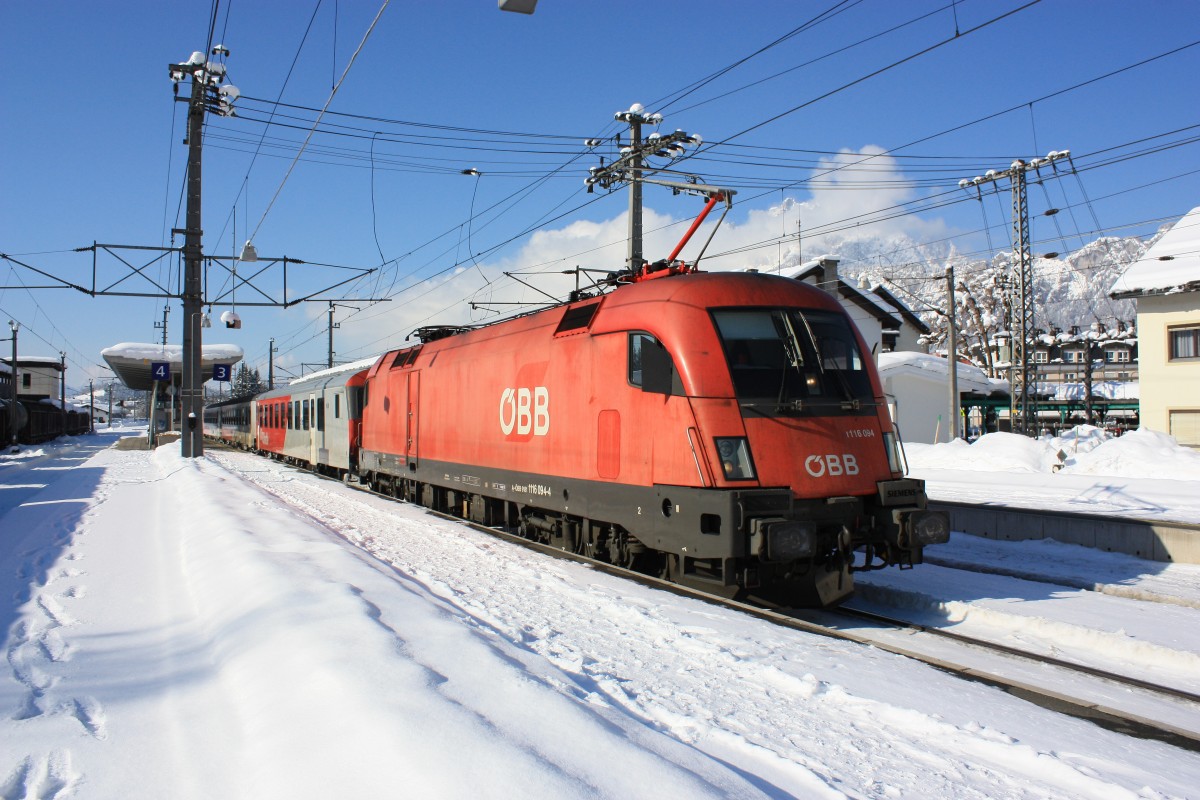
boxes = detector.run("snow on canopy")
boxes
[100,342,244,362]
[1109,206,1200,297]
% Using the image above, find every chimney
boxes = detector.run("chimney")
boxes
[819,256,840,299]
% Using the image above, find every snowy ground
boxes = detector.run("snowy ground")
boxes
[906,426,1200,523]
[1,426,1199,799]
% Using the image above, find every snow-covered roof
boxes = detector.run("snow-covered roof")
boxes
[288,356,380,386]
[1,356,65,369]
[1049,381,1140,401]
[790,260,905,330]
[871,284,931,334]
[877,351,1008,395]
[1109,206,1200,298]
[100,342,245,361]
[101,342,244,391]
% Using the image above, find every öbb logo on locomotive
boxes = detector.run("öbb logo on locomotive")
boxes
[804,453,860,478]
[499,386,549,437]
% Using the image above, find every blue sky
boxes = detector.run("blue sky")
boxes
[2,0,1198,388]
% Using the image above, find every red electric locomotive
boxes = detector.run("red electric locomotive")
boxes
[359,264,947,607]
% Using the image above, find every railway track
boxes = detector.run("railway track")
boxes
[355,483,1200,753]
[444,511,1200,752]
[210,446,1200,753]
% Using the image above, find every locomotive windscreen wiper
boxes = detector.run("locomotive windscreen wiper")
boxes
[776,312,804,412]
[794,310,861,411]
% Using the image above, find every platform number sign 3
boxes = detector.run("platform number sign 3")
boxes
[213,364,231,382]
[151,362,170,382]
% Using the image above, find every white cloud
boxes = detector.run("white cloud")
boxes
[333,148,956,359]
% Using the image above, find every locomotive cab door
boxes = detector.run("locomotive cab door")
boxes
[406,372,419,467]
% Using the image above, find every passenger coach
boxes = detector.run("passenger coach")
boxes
[254,360,370,477]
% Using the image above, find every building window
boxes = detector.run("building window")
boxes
[22,373,32,388]
[1034,351,1048,364]
[1169,409,1200,447]
[1063,349,1084,363]
[1105,349,1130,363]
[1169,325,1200,360]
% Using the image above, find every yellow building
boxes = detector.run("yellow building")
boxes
[1110,207,1200,446]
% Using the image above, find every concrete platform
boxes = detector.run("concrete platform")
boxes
[929,501,1200,564]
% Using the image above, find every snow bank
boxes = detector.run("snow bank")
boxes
[1063,428,1200,480]
[906,432,1063,473]
[907,426,1200,479]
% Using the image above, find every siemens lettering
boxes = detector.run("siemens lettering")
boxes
[499,387,550,437]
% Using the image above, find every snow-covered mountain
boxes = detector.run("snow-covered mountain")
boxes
[804,228,1162,368]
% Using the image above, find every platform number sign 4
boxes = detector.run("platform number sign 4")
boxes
[151,362,170,382]
[213,364,231,382]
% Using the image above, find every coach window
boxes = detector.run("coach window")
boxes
[628,333,682,395]
[334,393,341,419]
[302,400,310,430]
[317,397,326,431]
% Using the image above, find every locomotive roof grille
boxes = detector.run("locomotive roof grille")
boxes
[554,300,603,336]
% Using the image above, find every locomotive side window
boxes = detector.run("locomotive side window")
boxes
[712,308,873,413]
[628,333,682,395]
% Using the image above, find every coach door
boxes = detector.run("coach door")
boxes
[406,372,419,466]
[308,393,318,465]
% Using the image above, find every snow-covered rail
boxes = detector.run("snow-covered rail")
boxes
[393,502,1200,753]
[825,606,1200,747]
[333,467,1200,752]
[211,449,1200,756]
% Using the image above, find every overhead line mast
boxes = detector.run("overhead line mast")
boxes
[169,46,240,458]
[588,104,734,279]
[960,149,1070,435]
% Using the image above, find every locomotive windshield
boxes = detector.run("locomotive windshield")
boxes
[712,308,875,415]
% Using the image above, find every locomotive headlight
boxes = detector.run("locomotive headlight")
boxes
[750,518,816,562]
[883,431,904,475]
[911,510,950,545]
[715,437,756,480]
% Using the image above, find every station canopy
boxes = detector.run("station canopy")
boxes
[101,342,243,391]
